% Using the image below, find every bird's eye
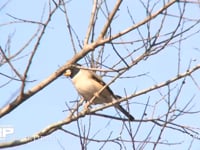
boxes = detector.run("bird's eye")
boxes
[64,69,71,77]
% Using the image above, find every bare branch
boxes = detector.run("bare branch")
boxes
[98,0,122,39]
[101,0,177,43]
[84,0,98,45]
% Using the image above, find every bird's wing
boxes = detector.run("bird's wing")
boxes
[89,71,115,96]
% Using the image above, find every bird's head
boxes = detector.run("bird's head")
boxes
[64,63,82,78]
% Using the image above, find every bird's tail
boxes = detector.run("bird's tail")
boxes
[113,95,134,121]
[115,104,135,121]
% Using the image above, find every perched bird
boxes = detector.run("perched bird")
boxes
[64,63,134,121]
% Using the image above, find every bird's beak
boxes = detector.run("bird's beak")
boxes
[64,69,71,77]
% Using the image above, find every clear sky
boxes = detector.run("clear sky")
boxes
[1,0,200,149]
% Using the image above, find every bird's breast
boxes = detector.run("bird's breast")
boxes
[72,74,113,104]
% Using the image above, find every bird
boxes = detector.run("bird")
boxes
[64,63,134,121]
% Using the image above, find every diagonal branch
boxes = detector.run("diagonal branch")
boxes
[84,0,98,45]
[0,47,23,80]
[98,0,122,39]
[89,64,200,115]
[101,0,177,43]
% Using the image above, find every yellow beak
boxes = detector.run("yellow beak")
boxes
[64,69,71,77]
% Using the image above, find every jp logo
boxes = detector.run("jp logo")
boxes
[0,127,14,138]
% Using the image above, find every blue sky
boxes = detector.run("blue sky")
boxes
[1,0,200,149]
